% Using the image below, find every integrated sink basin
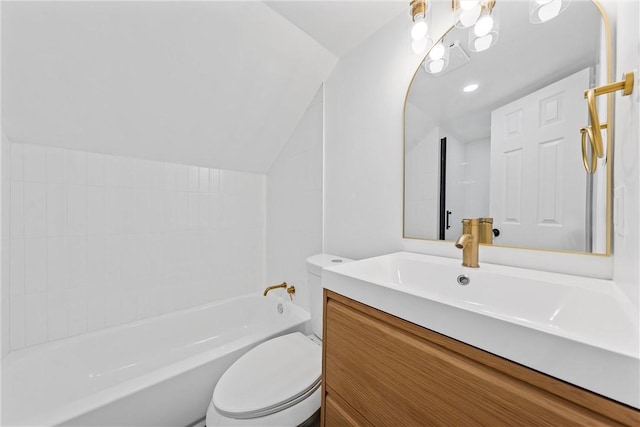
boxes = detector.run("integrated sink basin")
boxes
[322,252,640,408]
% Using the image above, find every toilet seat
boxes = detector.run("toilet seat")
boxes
[213,332,321,420]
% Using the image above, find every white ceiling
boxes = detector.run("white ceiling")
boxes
[266,1,406,58]
[2,1,405,173]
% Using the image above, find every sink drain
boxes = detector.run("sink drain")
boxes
[457,274,470,286]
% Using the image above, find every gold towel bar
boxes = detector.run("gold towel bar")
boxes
[580,71,635,174]
[580,124,607,174]
[583,72,635,99]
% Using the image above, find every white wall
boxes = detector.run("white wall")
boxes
[324,5,449,260]
[267,88,324,313]
[324,2,631,280]
[3,141,265,350]
[612,0,640,307]
[1,134,8,358]
[324,3,464,260]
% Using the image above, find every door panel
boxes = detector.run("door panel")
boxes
[490,68,590,251]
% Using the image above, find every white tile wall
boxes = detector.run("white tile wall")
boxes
[5,142,266,350]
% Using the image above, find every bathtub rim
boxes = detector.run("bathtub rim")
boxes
[3,291,308,367]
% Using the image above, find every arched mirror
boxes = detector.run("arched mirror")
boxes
[403,0,612,255]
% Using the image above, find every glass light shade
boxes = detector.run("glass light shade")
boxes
[411,17,429,40]
[469,30,499,52]
[529,0,570,23]
[474,12,494,37]
[423,40,449,74]
[426,59,445,73]
[429,41,446,60]
[460,0,480,10]
[474,34,493,51]
[468,7,499,54]
[538,0,562,21]
[455,4,481,28]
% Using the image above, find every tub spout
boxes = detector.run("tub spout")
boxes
[263,282,287,296]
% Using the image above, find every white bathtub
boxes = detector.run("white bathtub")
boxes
[2,293,310,426]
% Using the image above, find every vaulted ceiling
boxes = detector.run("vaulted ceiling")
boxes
[2,1,405,173]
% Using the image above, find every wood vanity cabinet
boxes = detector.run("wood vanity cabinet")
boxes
[321,290,640,426]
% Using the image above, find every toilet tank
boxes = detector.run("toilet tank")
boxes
[306,254,353,339]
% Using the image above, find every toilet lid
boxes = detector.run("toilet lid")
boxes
[213,332,321,419]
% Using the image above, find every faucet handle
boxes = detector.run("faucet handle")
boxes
[286,285,296,301]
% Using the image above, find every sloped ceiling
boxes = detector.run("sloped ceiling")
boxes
[265,1,406,58]
[2,1,341,173]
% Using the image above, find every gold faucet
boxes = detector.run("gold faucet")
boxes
[455,218,480,268]
[263,282,296,300]
[263,282,287,296]
[478,217,494,245]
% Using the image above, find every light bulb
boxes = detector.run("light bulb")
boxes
[429,42,445,61]
[411,38,431,54]
[460,0,480,10]
[473,34,493,51]
[458,6,481,27]
[463,83,479,93]
[474,13,494,37]
[411,17,428,40]
[428,59,445,73]
[537,0,562,22]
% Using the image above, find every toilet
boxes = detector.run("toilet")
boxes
[206,254,352,426]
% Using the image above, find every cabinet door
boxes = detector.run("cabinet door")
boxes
[324,394,373,427]
[322,292,639,426]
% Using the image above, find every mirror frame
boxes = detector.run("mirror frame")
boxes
[402,0,613,257]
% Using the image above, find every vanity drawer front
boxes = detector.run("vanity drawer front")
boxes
[323,291,638,426]
[324,394,373,427]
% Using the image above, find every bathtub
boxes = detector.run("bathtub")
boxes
[2,293,310,426]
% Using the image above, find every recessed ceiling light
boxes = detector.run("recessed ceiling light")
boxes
[463,83,479,93]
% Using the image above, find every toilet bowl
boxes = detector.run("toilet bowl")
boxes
[206,254,352,426]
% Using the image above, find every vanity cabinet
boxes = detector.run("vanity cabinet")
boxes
[321,290,639,426]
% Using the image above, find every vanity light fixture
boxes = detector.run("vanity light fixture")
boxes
[410,0,433,54]
[529,0,570,23]
[411,17,429,40]
[429,41,446,61]
[423,39,450,74]
[453,0,482,28]
[451,0,499,52]
[415,0,570,60]
[473,1,497,37]
[424,58,447,74]
[468,3,499,52]
[469,32,497,52]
